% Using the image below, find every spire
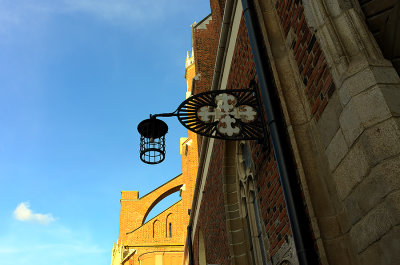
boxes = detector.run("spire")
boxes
[185,49,194,69]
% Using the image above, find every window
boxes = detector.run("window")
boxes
[166,213,174,238]
[237,142,268,265]
[153,220,160,238]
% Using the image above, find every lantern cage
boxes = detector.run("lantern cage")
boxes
[137,118,168,164]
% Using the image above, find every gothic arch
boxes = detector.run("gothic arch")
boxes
[153,220,160,238]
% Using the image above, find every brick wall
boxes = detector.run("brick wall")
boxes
[193,140,231,265]
[192,16,219,95]
[191,10,220,151]
[118,176,184,244]
[189,0,327,263]
[276,0,335,120]
[225,16,294,259]
[116,131,198,263]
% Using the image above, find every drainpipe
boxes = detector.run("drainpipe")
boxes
[241,1,319,264]
[187,225,194,265]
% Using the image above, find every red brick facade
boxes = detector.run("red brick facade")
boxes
[192,140,231,265]
[224,15,294,260]
[185,0,335,264]
[276,0,335,120]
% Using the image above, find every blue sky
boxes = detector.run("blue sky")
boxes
[0,1,210,264]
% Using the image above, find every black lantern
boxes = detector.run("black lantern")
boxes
[137,117,168,164]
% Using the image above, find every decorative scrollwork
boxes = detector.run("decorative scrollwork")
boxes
[176,89,265,140]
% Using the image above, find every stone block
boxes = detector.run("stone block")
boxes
[339,86,391,145]
[339,66,400,106]
[338,101,363,148]
[380,84,400,116]
[231,241,248,256]
[337,207,352,234]
[325,129,348,171]
[226,191,239,205]
[357,240,382,265]
[225,201,239,213]
[317,91,343,148]
[224,173,237,185]
[230,229,246,244]
[234,252,251,265]
[332,141,371,200]
[317,215,342,240]
[350,191,400,252]
[359,226,400,265]
[344,156,400,224]
[360,118,400,165]
[223,165,237,176]
[396,116,400,129]
[377,225,400,265]
[227,207,241,219]
[352,86,392,127]
[323,236,353,265]
[223,183,238,193]
[229,216,243,231]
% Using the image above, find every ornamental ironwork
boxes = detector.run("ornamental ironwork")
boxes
[175,89,264,140]
[138,80,268,164]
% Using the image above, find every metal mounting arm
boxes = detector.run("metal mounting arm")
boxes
[138,81,270,164]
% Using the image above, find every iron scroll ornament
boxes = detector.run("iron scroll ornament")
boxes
[138,82,270,164]
[175,89,265,140]
[149,80,268,143]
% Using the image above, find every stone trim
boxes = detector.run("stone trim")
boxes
[302,0,400,264]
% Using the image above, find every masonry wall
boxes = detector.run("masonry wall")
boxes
[189,9,232,264]
[192,140,231,265]
[115,141,198,265]
[192,16,219,95]
[189,1,318,264]
[254,0,400,264]
[226,14,318,263]
[187,0,400,264]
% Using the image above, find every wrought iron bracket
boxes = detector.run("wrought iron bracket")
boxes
[148,80,270,149]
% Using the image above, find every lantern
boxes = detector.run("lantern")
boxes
[137,118,168,164]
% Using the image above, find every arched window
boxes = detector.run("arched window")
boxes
[153,220,160,239]
[166,213,174,238]
[237,142,268,265]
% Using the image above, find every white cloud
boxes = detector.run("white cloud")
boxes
[13,202,55,225]
[0,0,176,29]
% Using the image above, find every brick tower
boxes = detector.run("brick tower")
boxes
[111,49,198,265]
